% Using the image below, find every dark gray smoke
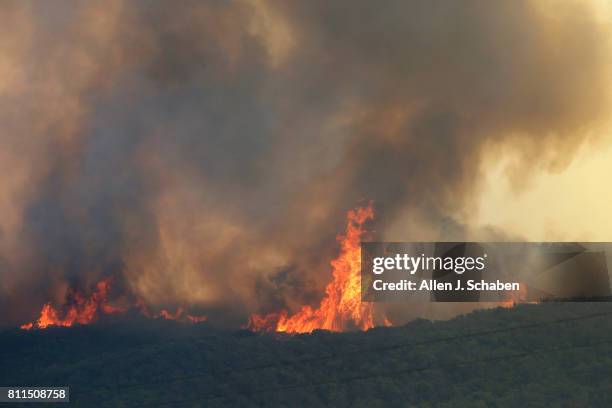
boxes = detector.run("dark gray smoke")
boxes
[1,0,610,326]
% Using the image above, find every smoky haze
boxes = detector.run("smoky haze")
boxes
[1,0,610,327]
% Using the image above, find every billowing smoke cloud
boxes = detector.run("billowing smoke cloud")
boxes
[1,0,611,326]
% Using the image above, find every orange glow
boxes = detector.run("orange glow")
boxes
[152,307,208,323]
[21,278,206,330]
[248,203,384,333]
[20,277,125,330]
[500,282,529,308]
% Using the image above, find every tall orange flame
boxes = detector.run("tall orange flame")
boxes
[248,203,384,333]
[20,278,206,330]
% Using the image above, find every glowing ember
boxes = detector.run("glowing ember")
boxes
[21,278,206,330]
[147,306,208,324]
[248,203,384,333]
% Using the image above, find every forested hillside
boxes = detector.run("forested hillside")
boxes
[2,302,611,407]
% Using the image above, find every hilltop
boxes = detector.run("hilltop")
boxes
[2,302,611,407]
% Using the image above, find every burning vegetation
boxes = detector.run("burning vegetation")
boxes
[248,203,389,333]
[500,283,530,309]
[18,202,537,333]
[20,278,206,330]
[21,204,383,333]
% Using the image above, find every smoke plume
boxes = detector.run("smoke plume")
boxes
[1,0,611,326]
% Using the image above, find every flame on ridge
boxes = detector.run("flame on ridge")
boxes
[248,203,388,333]
[20,278,206,330]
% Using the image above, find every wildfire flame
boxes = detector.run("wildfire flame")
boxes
[500,282,529,308]
[20,278,206,330]
[248,203,386,333]
[139,304,208,324]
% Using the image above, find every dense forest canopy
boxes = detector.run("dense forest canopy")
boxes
[2,302,611,407]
